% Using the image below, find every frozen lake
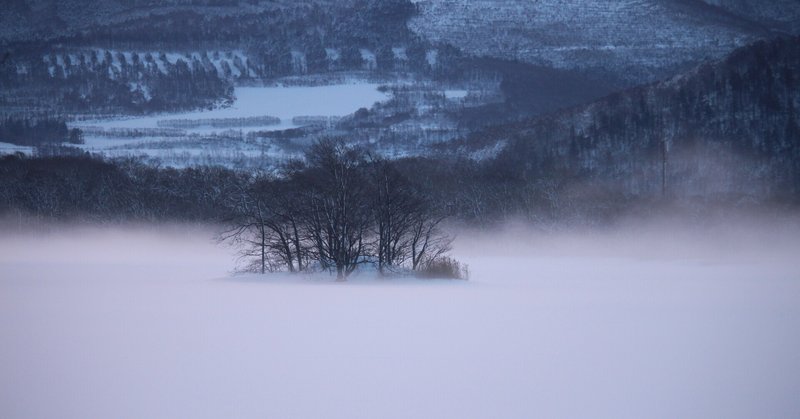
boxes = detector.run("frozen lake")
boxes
[70,84,389,166]
[77,84,388,134]
[1,221,799,418]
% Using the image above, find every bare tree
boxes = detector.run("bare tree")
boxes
[267,179,310,272]
[219,176,272,274]
[409,211,452,271]
[300,138,372,280]
[220,176,306,274]
[369,157,420,274]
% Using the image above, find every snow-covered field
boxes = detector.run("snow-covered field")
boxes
[0,142,33,156]
[71,84,389,166]
[77,84,388,134]
[1,221,799,418]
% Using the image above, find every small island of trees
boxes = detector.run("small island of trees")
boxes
[221,138,467,280]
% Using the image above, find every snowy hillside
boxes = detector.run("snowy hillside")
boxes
[469,36,800,202]
[702,0,800,31]
[410,0,798,84]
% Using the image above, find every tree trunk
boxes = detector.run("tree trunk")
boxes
[261,229,266,274]
[662,136,668,198]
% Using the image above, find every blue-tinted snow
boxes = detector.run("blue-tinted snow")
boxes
[1,220,799,419]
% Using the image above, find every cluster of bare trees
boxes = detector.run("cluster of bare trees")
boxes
[221,139,455,280]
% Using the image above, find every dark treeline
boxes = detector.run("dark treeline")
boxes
[0,147,612,230]
[7,142,792,263]
[0,116,83,146]
[0,153,241,221]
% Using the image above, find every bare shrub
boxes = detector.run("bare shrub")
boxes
[416,256,469,280]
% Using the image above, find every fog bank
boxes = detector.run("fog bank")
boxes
[1,219,799,418]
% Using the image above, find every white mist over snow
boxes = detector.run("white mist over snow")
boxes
[1,220,799,418]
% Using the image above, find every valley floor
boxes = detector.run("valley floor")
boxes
[0,221,798,418]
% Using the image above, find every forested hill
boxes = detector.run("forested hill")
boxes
[411,0,800,86]
[0,0,442,114]
[1,1,358,43]
[477,36,800,202]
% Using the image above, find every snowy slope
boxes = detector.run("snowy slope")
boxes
[703,0,800,30]
[410,0,798,84]
[471,36,800,200]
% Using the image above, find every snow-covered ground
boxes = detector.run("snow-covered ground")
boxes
[0,142,33,156]
[75,84,388,136]
[1,220,799,418]
[71,84,389,166]
[444,89,468,99]
[410,0,764,84]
